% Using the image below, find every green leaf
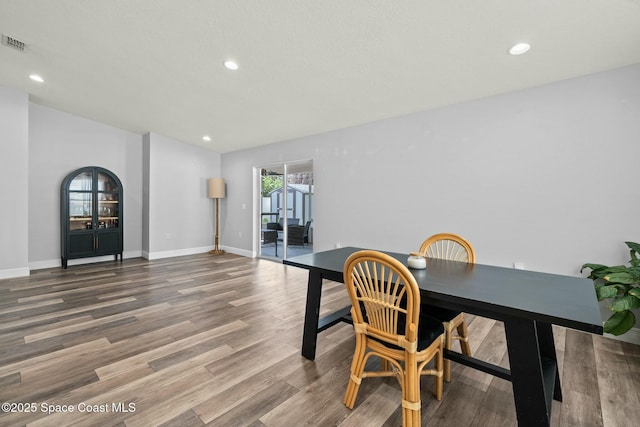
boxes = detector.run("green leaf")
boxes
[628,266,640,275]
[592,266,629,279]
[604,310,636,335]
[609,295,640,311]
[604,310,636,336]
[583,265,628,280]
[604,271,640,285]
[581,263,609,273]
[596,285,619,300]
[603,266,633,274]
[629,287,640,298]
[625,241,640,257]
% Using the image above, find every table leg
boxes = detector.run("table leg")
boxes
[536,322,562,402]
[301,270,323,360]
[504,317,552,427]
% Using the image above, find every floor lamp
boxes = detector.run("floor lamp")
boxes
[208,177,225,255]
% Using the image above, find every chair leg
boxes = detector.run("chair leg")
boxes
[403,353,420,427]
[443,322,454,382]
[434,336,444,400]
[344,335,367,409]
[457,316,472,356]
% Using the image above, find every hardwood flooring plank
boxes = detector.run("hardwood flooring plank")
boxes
[0,337,111,378]
[558,389,604,427]
[456,320,508,392]
[206,380,298,426]
[0,336,65,367]
[193,350,306,423]
[28,367,216,427]
[468,350,516,426]
[0,371,20,388]
[95,320,246,380]
[559,329,604,426]
[0,297,138,333]
[339,383,402,427]
[9,272,117,293]
[204,340,300,387]
[593,335,640,427]
[620,340,640,405]
[24,315,138,343]
[159,409,205,427]
[0,298,65,315]
[259,366,351,427]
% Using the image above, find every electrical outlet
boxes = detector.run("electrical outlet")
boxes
[165,233,171,240]
[513,261,525,270]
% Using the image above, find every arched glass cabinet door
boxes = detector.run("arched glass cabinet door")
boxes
[61,166,123,268]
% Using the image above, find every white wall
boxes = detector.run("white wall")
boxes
[222,63,640,276]
[144,132,221,259]
[0,87,29,278]
[27,103,144,269]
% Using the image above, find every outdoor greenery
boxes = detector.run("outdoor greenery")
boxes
[581,241,640,336]
[261,176,282,197]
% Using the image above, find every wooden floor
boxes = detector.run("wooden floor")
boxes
[1,253,639,427]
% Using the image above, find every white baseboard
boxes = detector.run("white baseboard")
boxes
[222,245,254,258]
[0,267,31,279]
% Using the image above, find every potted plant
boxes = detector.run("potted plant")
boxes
[581,241,640,336]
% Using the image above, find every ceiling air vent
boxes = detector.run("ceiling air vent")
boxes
[2,34,26,52]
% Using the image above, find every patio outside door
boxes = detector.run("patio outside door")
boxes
[257,160,313,260]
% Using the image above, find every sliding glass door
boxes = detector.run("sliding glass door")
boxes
[257,160,313,260]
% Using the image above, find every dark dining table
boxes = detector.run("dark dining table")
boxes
[283,246,603,427]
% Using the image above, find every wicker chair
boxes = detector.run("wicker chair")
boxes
[419,233,475,382]
[288,220,311,246]
[343,250,445,426]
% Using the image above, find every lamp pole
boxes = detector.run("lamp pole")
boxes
[210,197,224,254]
[208,178,225,255]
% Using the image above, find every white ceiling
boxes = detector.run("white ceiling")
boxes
[1,1,639,153]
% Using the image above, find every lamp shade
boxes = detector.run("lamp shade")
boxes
[208,178,226,199]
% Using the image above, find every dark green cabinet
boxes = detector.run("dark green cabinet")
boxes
[61,166,123,268]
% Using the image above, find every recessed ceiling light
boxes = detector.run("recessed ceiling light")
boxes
[202,135,211,142]
[509,43,531,56]
[224,60,239,71]
[29,74,44,83]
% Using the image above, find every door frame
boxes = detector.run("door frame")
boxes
[253,159,313,260]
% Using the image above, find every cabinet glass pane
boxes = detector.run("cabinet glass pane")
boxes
[69,171,93,191]
[69,192,93,231]
[98,194,119,229]
[98,172,118,192]
[98,172,119,229]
